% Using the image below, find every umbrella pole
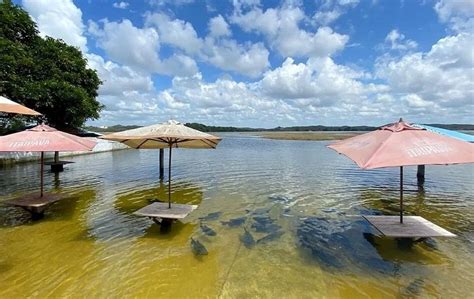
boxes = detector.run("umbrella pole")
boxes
[400,166,403,223]
[40,151,44,198]
[159,148,164,181]
[168,144,172,209]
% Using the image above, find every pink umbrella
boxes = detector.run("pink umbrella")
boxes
[328,119,474,223]
[0,124,96,197]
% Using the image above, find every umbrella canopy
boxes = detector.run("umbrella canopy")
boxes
[328,120,474,169]
[0,95,41,116]
[101,120,222,208]
[0,124,96,152]
[0,124,96,197]
[328,119,474,223]
[101,120,221,149]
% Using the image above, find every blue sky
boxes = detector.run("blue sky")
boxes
[15,0,474,127]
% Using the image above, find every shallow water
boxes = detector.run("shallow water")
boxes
[0,133,473,298]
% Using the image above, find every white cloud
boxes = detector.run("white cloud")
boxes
[402,94,435,109]
[202,38,270,78]
[148,0,194,6]
[113,2,129,9]
[434,0,474,32]
[384,29,417,51]
[313,10,341,25]
[145,12,203,55]
[145,12,269,77]
[314,0,359,25]
[261,57,387,107]
[208,15,232,37]
[157,54,198,77]
[89,19,199,77]
[376,32,474,115]
[86,53,153,96]
[231,6,349,58]
[22,0,87,51]
[278,26,348,58]
[89,19,161,72]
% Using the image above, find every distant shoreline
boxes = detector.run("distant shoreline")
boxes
[85,123,474,134]
[248,131,363,141]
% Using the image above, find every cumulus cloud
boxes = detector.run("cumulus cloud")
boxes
[231,6,348,58]
[383,29,417,51]
[202,38,270,78]
[145,13,203,55]
[148,0,194,6]
[145,12,269,77]
[113,2,129,9]
[86,53,153,96]
[261,57,387,107]
[89,18,199,77]
[313,10,341,25]
[434,0,474,32]
[314,0,359,25]
[89,19,161,72]
[22,0,87,51]
[157,54,199,77]
[208,15,232,37]
[376,32,474,118]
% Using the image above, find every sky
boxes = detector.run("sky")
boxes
[13,0,474,127]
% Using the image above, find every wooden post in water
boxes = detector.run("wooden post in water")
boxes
[400,166,404,224]
[417,165,425,186]
[168,145,172,209]
[54,151,59,163]
[159,148,164,180]
[40,152,44,198]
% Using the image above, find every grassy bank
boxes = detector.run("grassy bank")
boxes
[251,131,364,141]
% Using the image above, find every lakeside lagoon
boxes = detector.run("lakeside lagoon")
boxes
[0,133,473,298]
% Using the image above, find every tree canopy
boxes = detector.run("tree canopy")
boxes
[0,0,102,131]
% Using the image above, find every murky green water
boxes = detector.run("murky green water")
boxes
[1,133,473,298]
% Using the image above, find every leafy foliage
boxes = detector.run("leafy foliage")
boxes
[0,0,102,130]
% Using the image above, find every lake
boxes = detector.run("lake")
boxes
[0,133,473,298]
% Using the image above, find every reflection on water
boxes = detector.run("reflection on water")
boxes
[0,133,473,298]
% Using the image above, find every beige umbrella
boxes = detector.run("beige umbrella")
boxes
[101,120,222,208]
[0,95,41,116]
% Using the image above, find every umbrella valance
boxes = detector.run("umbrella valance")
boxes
[0,95,41,116]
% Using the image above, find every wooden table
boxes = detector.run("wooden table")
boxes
[134,202,198,227]
[363,215,456,238]
[4,193,64,220]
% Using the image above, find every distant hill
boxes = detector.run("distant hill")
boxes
[184,123,378,132]
[83,125,141,133]
[423,124,474,131]
[83,123,474,133]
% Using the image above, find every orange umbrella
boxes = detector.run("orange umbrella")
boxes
[0,95,41,116]
[0,124,96,197]
[328,119,474,222]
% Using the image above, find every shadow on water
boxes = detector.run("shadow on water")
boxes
[295,210,449,277]
[359,188,474,235]
[0,263,12,274]
[141,220,194,241]
[114,180,203,214]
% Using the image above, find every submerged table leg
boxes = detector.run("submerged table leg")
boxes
[151,217,162,225]
[20,206,46,220]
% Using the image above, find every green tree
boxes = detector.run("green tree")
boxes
[0,0,102,130]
